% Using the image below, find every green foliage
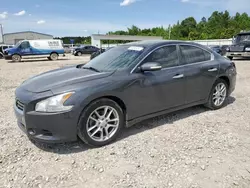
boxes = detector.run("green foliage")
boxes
[54,36,91,44]
[56,11,250,44]
[107,11,250,42]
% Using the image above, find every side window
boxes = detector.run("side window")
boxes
[144,45,179,68]
[203,50,211,61]
[20,41,30,49]
[3,46,8,50]
[180,45,211,65]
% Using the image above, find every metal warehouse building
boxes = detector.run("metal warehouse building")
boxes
[3,31,53,45]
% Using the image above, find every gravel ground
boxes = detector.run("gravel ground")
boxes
[0,56,250,188]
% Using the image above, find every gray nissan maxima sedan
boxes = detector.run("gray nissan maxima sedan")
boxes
[14,40,236,147]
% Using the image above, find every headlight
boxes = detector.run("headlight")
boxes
[35,92,74,112]
[245,47,250,51]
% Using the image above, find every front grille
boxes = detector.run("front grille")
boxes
[230,45,244,52]
[16,99,25,111]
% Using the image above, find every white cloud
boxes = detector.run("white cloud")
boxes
[14,10,26,16]
[37,20,46,24]
[120,0,137,6]
[0,12,8,19]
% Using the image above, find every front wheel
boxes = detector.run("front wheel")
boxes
[205,79,228,110]
[78,99,124,147]
[77,51,82,56]
[12,54,21,62]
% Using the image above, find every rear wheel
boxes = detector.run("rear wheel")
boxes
[50,53,58,61]
[78,98,124,147]
[205,79,228,110]
[12,54,21,62]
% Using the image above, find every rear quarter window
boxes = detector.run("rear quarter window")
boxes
[180,45,211,65]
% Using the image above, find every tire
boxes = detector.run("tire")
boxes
[12,54,21,62]
[227,56,233,60]
[50,53,58,61]
[77,98,124,147]
[0,54,3,59]
[77,51,82,56]
[205,79,229,110]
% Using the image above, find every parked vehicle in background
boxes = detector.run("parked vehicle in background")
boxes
[90,47,113,60]
[208,45,222,55]
[0,45,13,59]
[14,40,236,147]
[221,45,229,56]
[73,45,99,56]
[63,46,72,54]
[4,40,65,62]
[226,31,250,60]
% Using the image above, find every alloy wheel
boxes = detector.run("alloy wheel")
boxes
[212,83,227,106]
[86,106,119,142]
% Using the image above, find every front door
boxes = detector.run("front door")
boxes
[126,45,186,119]
[18,41,32,56]
[178,44,219,104]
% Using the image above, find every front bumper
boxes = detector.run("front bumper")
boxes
[14,104,78,143]
[4,55,12,60]
[226,52,250,57]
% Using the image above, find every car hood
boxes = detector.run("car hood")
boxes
[4,47,15,53]
[20,66,112,93]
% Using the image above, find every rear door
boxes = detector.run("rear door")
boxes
[179,45,219,104]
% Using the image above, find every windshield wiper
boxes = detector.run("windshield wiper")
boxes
[82,66,100,72]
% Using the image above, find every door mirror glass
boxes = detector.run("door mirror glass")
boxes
[141,62,162,72]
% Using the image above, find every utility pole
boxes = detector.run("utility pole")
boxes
[0,24,4,44]
[168,24,171,40]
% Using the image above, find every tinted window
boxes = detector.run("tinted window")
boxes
[144,45,178,68]
[20,41,30,49]
[180,45,211,65]
[203,50,211,61]
[3,46,8,50]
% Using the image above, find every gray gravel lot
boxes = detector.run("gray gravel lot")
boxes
[0,56,250,188]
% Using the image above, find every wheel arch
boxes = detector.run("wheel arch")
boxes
[50,51,59,56]
[218,75,230,88]
[77,95,127,124]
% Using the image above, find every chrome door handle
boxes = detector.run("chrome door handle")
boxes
[208,68,218,72]
[173,74,184,79]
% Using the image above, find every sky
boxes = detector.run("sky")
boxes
[0,0,250,37]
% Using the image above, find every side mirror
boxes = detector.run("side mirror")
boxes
[141,62,162,72]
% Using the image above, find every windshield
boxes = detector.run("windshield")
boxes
[234,34,250,44]
[14,41,22,48]
[83,45,144,72]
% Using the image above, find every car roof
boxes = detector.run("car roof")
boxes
[119,40,211,52]
[238,31,250,35]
